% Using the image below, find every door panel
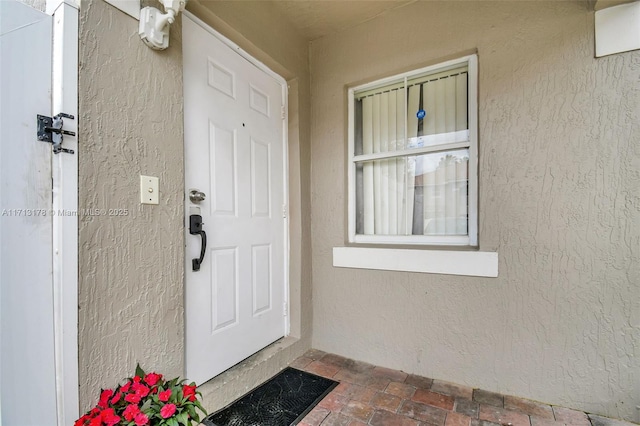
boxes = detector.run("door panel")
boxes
[210,123,237,215]
[0,1,56,424]
[251,138,272,217]
[252,244,272,315]
[183,14,287,385]
[211,247,238,332]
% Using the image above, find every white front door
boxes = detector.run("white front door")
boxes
[183,14,288,385]
[0,1,57,424]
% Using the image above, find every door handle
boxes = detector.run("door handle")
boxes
[189,189,206,204]
[189,214,207,271]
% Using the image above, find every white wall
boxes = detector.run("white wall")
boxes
[309,1,639,421]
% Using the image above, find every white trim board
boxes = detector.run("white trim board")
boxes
[595,1,640,57]
[46,0,80,15]
[103,0,140,19]
[333,247,498,277]
[49,1,80,424]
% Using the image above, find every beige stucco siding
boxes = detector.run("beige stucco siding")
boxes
[78,0,185,411]
[309,1,639,422]
[78,0,312,414]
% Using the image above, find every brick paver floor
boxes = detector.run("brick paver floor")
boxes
[291,350,637,426]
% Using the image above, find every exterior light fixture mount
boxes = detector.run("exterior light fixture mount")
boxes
[139,0,186,50]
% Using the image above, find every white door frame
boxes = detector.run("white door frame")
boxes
[47,0,80,424]
[182,10,291,366]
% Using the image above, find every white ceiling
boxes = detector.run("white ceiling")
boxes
[269,0,417,40]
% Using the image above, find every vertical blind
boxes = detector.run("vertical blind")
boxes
[356,67,469,236]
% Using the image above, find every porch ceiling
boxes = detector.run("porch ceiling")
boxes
[269,0,417,41]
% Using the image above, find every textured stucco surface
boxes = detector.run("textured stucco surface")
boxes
[78,0,185,410]
[78,0,313,414]
[309,1,639,422]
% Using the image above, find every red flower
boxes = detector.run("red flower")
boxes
[120,381,132,393]
[75,414,90,426]
[134,412,149,426]
[144,372,162,386]
[132,383,150,398]
[123,404,140,421]
[122,404,140,422]
[100,408,114,418]
[160,403,177,418]
[158,389,172,402]
[104,416,120,426]
[100,408,120,426]
[80,370,206,426]
[183,384,197,402]
[98,389,114,408]
[124,393,141,404]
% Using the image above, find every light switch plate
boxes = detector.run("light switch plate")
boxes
[140,175,159,205]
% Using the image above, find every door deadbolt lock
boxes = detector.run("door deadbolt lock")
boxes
[189,189,206,203]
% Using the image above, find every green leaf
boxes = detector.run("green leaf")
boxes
[135,363,146,378]
[175,412,189,425]
[167,417,179,426]
[140,398,152,412]
[186,405,196,418]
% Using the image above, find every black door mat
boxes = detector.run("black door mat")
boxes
[203,367,338,426]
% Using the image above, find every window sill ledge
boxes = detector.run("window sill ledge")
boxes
[333,247,498,277]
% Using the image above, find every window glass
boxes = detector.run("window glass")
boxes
[349,55,477,246]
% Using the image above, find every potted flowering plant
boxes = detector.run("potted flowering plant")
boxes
[76,365,207,426]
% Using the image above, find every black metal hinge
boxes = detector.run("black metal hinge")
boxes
[37,113,75,154]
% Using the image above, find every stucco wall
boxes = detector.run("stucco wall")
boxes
[78,0,313,414]
[309,1,639,421]
[78,0,185,410]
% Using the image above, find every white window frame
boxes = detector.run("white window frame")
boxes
[347,54,478,246]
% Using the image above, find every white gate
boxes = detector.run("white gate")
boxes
[0,1,79,424]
